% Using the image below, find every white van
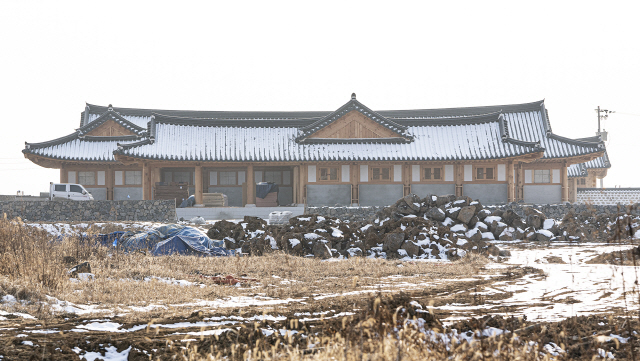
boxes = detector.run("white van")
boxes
[49,183,94,201]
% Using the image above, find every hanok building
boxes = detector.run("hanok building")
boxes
[24,95,610,206]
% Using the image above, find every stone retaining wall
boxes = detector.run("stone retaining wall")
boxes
[577,188,640,205]
[0,200,176,222]
[307,202,640,223]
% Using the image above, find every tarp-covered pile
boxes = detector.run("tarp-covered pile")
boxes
[96,224,234,257]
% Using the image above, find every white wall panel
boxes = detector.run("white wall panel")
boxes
[114,171,123,185]
[341,165,350,183]
[68,171,76,184]
[238,171,246,185]
[497,164,506,181]
[393,165,402,182]
[552,169,560,183]
[360,165,368,182]
[411,165,420,182]
[209,171,217,185]
[97,171,105,185]
[307,165,316,183]
[445,165,454,182]
[463,165,472,182]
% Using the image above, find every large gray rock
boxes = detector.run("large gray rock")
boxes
[401,241,421,257]
[426,207,446,222]
[383,232,405,252]
[457,206,477,225]
[501,209,520,227]
[526,214,543,229]
[403,194,421,212]
[436,194,456,207]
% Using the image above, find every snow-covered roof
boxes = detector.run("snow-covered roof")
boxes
[28,97,605,164]
[567,163,588,178]
[25,136,139,162]
[115,114,542,162]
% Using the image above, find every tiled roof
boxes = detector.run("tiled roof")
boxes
[568,163,588,178]
[584,151,611,169]
[115,114,542,161]
[33,98,605,164]
[24,135,139,162]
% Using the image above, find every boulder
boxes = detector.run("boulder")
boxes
[426,207,446,222]
[383,232,405,252]
[403,194,422,212]
[501,209,520,227]
[535,230,554,242]
[457,206,477,225]
[477,209,492,221]
[401,241,421,258]
[526,214,543,229]
[436,194,456,207]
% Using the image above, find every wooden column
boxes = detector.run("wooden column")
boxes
[105,167,114,200]
[561,162,568,202]
[60,164,67,183]
[351,163,359,205]
[300,164,307,205]
[142,162,151,200]
[292,166,299,204]
[152,166,161,200]
[246,164,255,205]
[516,163,524,202]
[403,163,411,196]
[507,161,515,202]
[455,164,463,197]
[194,165,203,204]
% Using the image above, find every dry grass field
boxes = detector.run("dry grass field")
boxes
[1,217,640,360]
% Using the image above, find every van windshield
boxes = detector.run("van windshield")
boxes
[69,185,83,193]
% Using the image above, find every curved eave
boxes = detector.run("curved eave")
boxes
[25,132,80,149]
[23,151,119,168]
[114,148,545,163]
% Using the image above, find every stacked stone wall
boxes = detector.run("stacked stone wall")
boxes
[0,200,176,222]
[307,202,640,223]
[576,188,640,205]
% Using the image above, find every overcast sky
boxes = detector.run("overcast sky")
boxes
[1,1,638,196]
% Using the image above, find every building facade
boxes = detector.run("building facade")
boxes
[24,95,609,206]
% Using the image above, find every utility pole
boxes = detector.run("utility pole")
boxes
[595,106,614,188]
[595,106,614,141]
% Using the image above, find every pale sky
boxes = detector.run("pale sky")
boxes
[1,1,638,196]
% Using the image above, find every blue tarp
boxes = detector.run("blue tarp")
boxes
[179,195,196,208]
[256,182,279,199]
[95,224,233,257]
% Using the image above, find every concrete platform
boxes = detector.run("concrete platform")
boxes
[176,206,305,221]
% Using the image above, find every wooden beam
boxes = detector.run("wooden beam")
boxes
[194,165,203,205]
[507,161,515,202]
[105,166,114,200]
[561,162,569,202]
[455,164,463,197]
[292,166,299,204]
[142,162,151,200]
[246,164,255,205]
[60,164,67,183]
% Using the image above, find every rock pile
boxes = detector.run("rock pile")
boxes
[207,194,640,260]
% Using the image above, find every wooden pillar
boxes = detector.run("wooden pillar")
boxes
[507,161,515,202]
[516,163,524,202]
[403,163,411,196]
[561,162,568,202]
[246,164,255,205]
[455,163,463,197]
[142,162,151,200]
[60,164,67,183]
[300,164,307,205]
[105,167,113,200]
[351,163,359,205]
[194,165,203,204]
[292,166,299,204]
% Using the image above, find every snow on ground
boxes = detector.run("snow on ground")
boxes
[438,243,639,323]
